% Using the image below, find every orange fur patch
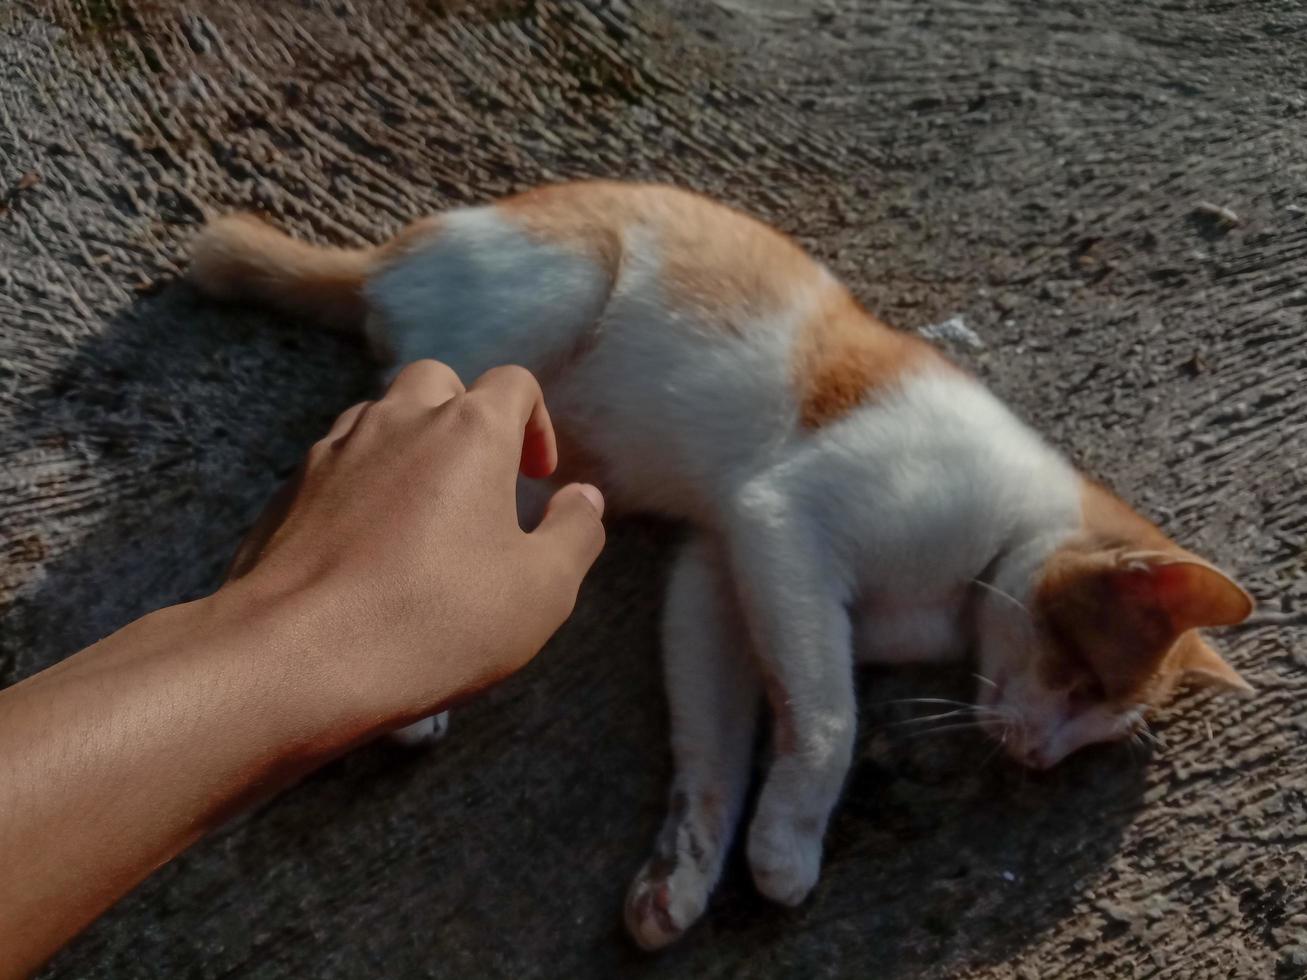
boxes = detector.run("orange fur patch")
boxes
[500,182,954,427]
[498,182,626,277]
[1035,550,1176,699]
[377,216,444,262]
[189,214,375,335]
[500,181,819,325]
[1034,479,1252,702]
[1077,478,1174,551]
[791,291,952,428]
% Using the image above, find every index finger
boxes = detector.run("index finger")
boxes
[468,365,558,479]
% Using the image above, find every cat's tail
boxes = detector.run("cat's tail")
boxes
[188,214,375,334]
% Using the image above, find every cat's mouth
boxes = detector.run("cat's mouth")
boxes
[1003,725,1090,770]
[977,668,1151,769]
[1012,741,1060,770]
[996,707,1146,770]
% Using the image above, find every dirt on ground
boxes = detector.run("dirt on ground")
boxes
[2,0,1305,977]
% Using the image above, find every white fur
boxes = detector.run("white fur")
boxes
[365,208,611,376]
[363,192,1089,946]
[625,536,759,949]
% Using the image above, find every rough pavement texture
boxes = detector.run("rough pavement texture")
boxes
[2,0,1306,976]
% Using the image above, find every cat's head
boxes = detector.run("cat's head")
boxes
[973,480,1254,769]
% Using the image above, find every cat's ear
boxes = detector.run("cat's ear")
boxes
[1104,551,1253,634]
[1174,632,1253,695]
[1039,548,1254,698]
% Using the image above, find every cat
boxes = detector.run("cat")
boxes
[188,180,1255,950]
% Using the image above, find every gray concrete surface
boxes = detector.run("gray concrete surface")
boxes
[2,0,1305,976]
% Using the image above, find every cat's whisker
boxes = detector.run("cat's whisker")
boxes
[971,672,999,690]
[1125,734,1141,767]
[970,578,1031,617]
[882,698,1014,723]
[979,701,1021,731]
[879,697,981,709]
[980,736,1007,769]
[901,720,1000,739]
[1138,727,1165,749]
[885,699,1014,732]
[888,709,973,727]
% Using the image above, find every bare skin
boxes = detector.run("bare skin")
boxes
[0,360,605,979]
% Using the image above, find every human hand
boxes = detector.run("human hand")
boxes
[219,359,605,735]
[0,360,603,970]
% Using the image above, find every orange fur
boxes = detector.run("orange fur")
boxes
[500,182,950,428]
[1078,478,1175,551]
[192,191,1251,717]
[377,216,444,262]
[499,181,818,324]
[1034,479,1253,703]
[189,214,375,334]
[791,290,950,428]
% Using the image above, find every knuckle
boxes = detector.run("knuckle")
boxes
[311,400,374,456]
[483,362,526,383]
[390,359,465,402]
[306,440,332,465]
[484,364,543,403]
[453,392,519,441]
[498,363,538,390]
[361,399,398,427]
[337,399,370,421]
[421,359,464,392]
[450,392,494,430]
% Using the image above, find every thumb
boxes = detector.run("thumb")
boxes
[532,483,606,586]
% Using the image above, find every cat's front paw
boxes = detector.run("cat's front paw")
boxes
[747,814,822,907]
[624,860,710,951]
[387,711,450,747]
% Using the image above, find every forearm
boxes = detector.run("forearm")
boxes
[0,360,605,976]
[0,591,361,977]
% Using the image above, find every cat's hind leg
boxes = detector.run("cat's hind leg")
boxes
[625,535,761,951]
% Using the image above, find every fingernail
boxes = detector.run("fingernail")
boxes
[577,483,605,518]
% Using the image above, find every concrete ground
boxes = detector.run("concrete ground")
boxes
[2,0,1305,976]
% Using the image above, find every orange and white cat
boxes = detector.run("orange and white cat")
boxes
[189,181,1255,950]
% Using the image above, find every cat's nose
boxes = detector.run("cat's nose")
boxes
[1021,746,1051,770]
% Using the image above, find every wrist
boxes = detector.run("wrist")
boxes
[189,583,386,764]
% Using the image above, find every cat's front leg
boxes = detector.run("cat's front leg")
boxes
[727,499,856,908]
[625,535,761,950]
[388,711,449,746]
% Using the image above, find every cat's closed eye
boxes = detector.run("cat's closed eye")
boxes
[1066,675,1105,712]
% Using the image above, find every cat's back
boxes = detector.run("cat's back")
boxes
[500,180,832,326]
[500,183,963,513]
[367,180,839,372]
[368,180,956,515]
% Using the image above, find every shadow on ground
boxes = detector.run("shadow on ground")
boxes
[11,293,1143,980]
[2,287,1145,978]
[3,285,372,682]
[4,0,1303,977]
